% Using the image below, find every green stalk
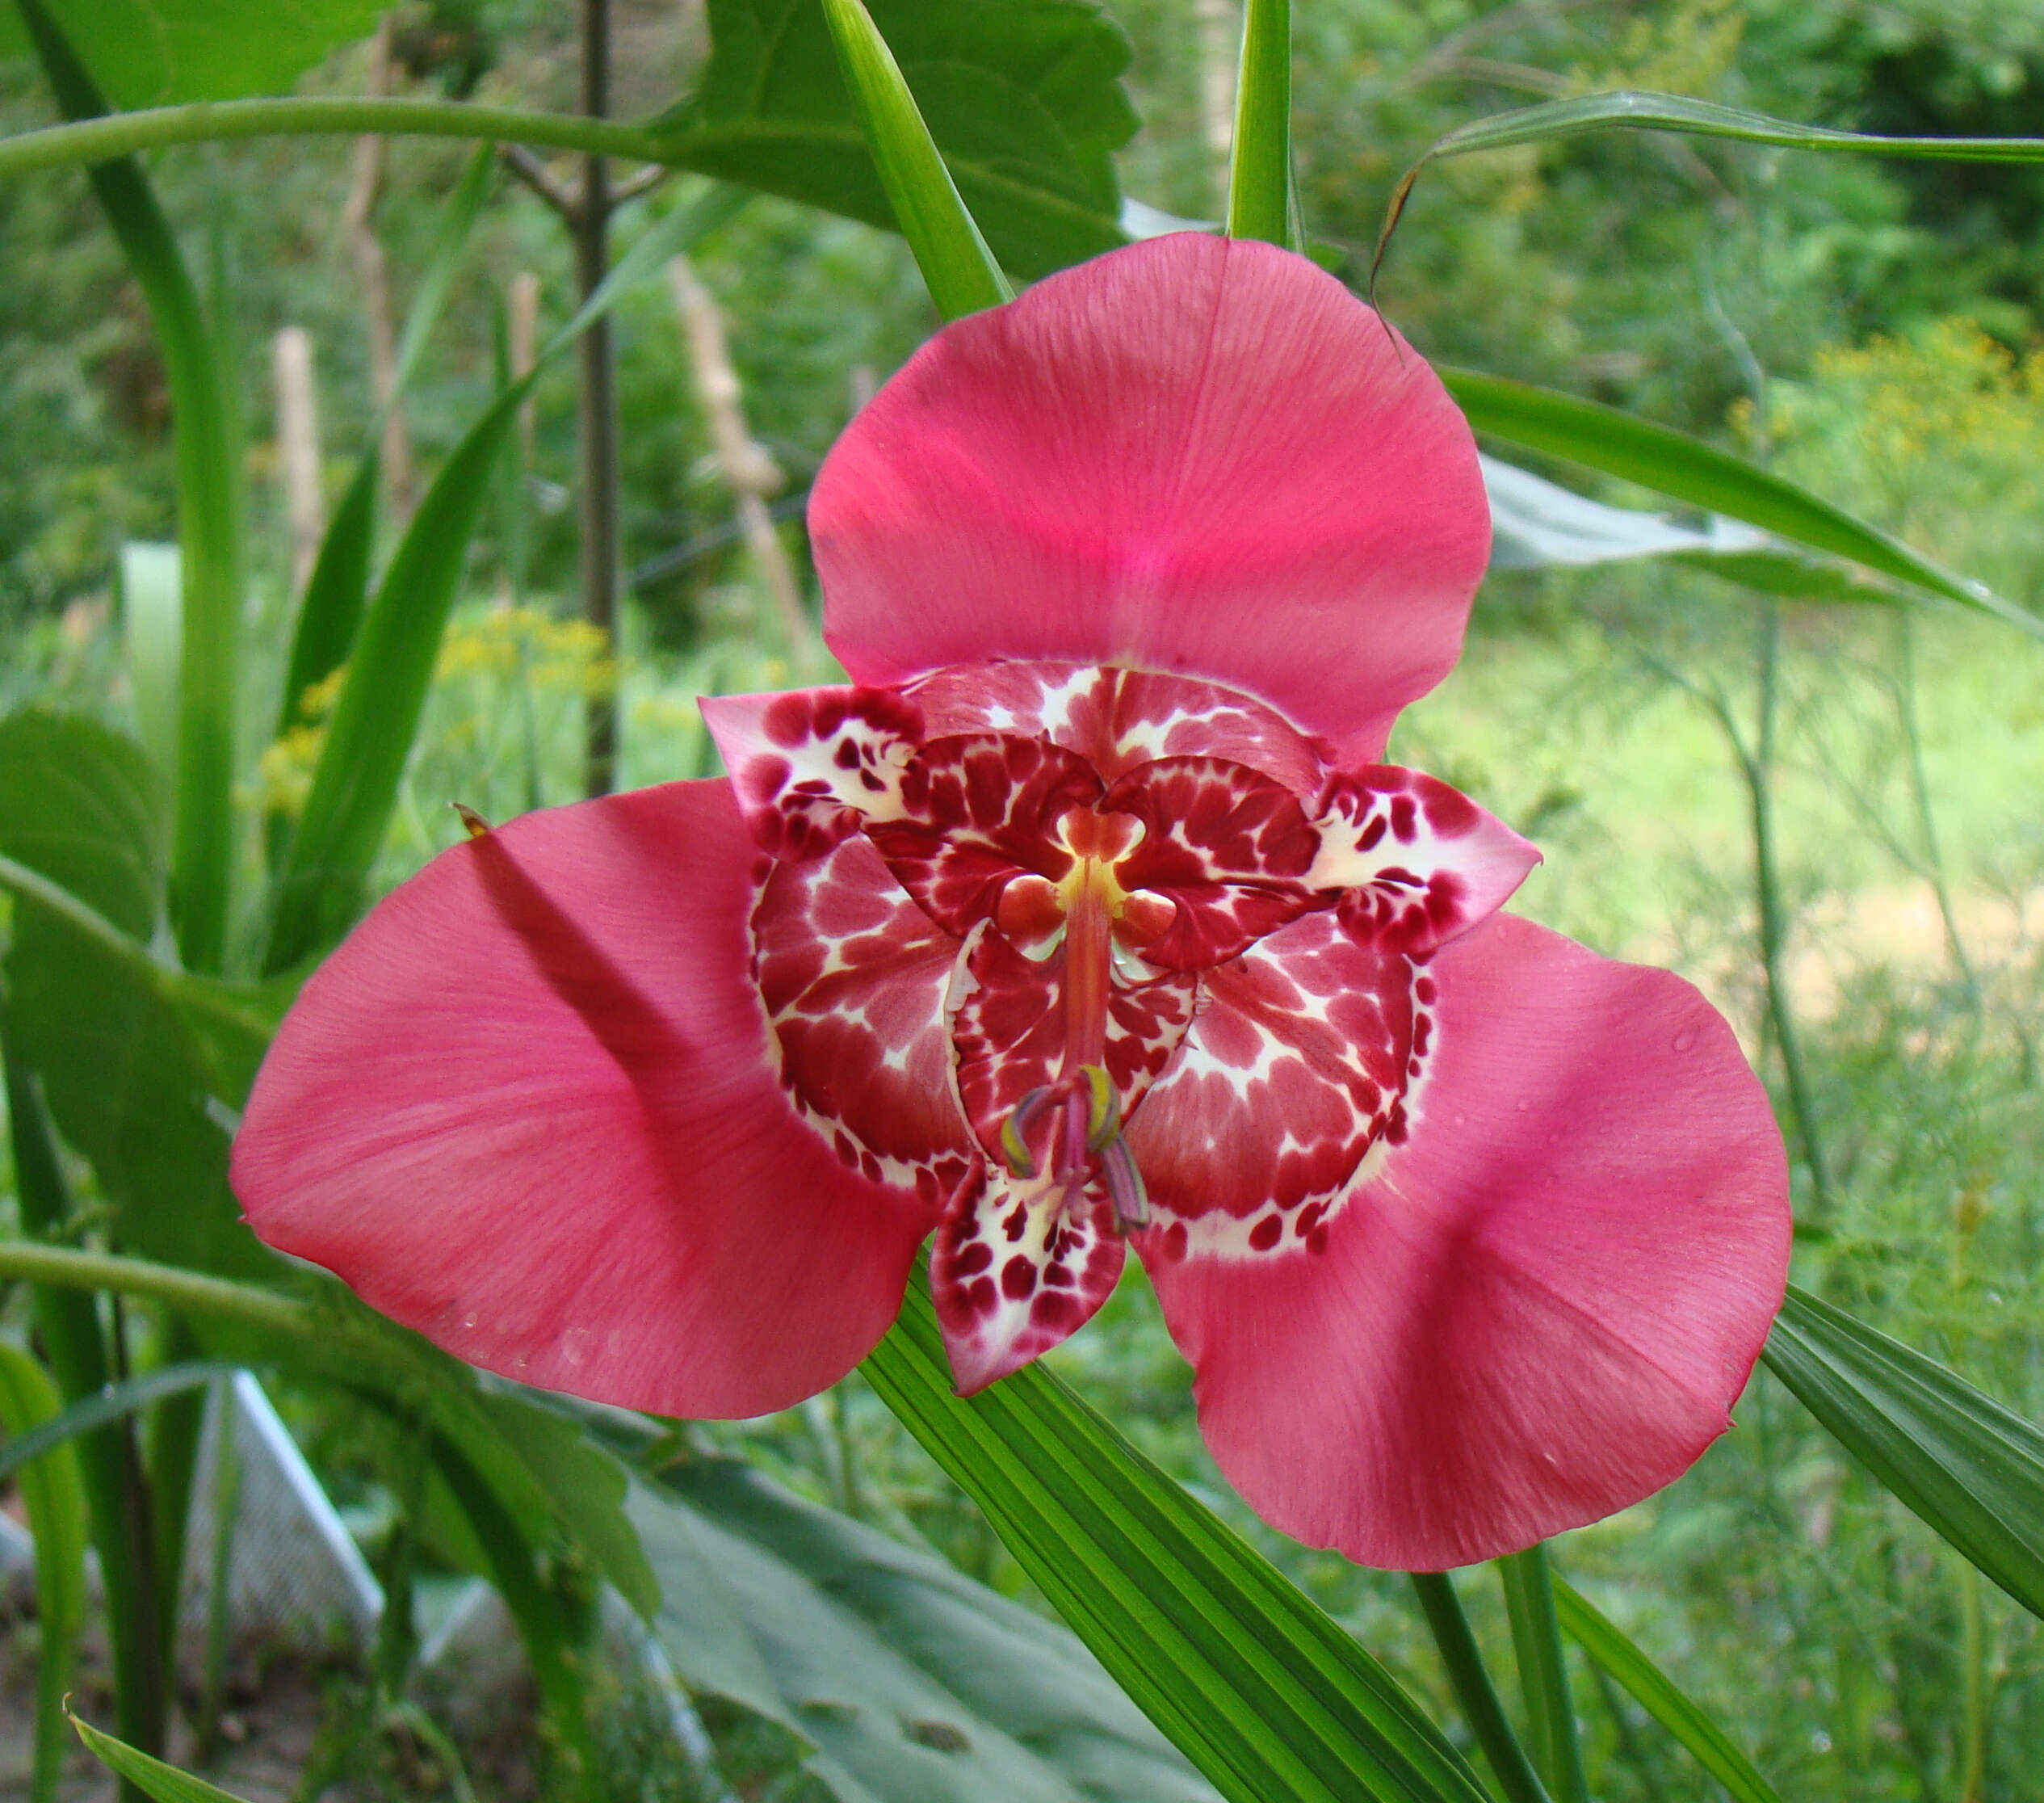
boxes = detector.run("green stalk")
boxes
[1496,1547,1589,1803]
[1227,0,1299,247]
[1959,1561,1987,1803]
[1746,599,1832,1215]
[0,95,663,183]
[3,1039,163,1799]
[1409,1572,1553,1803]
[16,0,243,975]
[820,0,1010,317]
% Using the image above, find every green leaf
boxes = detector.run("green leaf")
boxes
[68,1712,252,1803]
[1440,368,2044,640]
[1226,0,1294,248]
[820,0,1010,318]
[476,1391,661,1622]
[275,149,493,740]
[1496,1548,1588,1803]
[0,1360,239,1486]
[0,1342,89,1803]
[1379,90,2044,292]
[262,185,747,973]
[1551,1578,1783,1803]
[861,1268,1490,1803]
[634,1455,1219,1803]
[1763,1285,2044,1621]
[118,542,183,804]
[0,0,384,111]
[18,0,246,973]
[659,0,1134,279]
[0,714,271,1277]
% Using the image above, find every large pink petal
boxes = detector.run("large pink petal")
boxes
[1140,915,1790,1570]
[812,233,1490,763]
[233,782,939,1419]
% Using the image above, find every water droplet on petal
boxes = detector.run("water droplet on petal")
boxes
[461,1312,478,1329]
[1673,1027,1698,1053]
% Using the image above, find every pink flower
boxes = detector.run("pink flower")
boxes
[233,234,1790,1571]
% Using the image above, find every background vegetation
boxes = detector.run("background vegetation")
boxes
[5,2,2044,1799]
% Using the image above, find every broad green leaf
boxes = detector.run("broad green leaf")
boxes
[1226,0,1293,248]
[0,1360,238,1486]
[634,1455,1219,1803]
[1441,368,2044,640]
[862,1269,1490,1803]
[657,0,1134,279]
[1763,1285,2044,1621]
[820,0,1010,318]
[118,542,182,802]
[1496,1548,1588,1803]
[0,1341,88,1803]
[1551,1578,1783,1803]
[0,713,271,1277]
[19,0,245,973]
[0,0,384,111]
[262,184,748,973]
[68,1713,251,1803]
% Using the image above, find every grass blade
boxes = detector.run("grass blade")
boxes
[1551,1578,1784,1803]
[1764,1285,2044,1621]
[1379,90,2044,284]
[1227,0,1296,248]
[0,1360,240,1486]
[18,0,242,973]
[861,1267,1492,1803]
[118,543,183,803]
[262,185,747,973]
[1496,1547,1589,1803]
[819,0,1010,320]
[0,1343,88,1803]
[69,1713,251,1803]
[1408,1573,1551,1803]
[274,149,495,739]
[1439,367,2044,640]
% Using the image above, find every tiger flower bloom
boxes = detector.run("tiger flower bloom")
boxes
[233,233,1790,1572]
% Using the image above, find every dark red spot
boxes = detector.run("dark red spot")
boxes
[1043,1263,1074,1287]
[1307,1225,1328,1255]
[1161,1222,1188,1263]
[1249,1215,1283,1251]
[1412,1015,1432,1054]
[1390,795,1417,842]
[1358,815,1387,851]
[1384,1103,1408,1146]
[1295,1202,1324,1238]
[860,1151,882,1183]
[1030,1290,1081,1330]
[1421,782,1479,834]
[967,1276,997,1314]
[1001,1255,1038,1300]
[1415,977,1437,1003]
[1003,1206,1029,1242]
[954,1242,992,1276]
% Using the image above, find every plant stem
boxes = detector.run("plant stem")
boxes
[1894,612,1979,1007]
[1409,1571,1553,1803]
[577,0,619,798]
[1226,0,1297,246]
[1496,1546,1589,1803]
[1746,597,1832,1215]
[0,96,665,183]
[3,1042,165,1798]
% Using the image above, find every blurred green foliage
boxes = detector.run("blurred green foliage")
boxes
[6,1,2044,1799]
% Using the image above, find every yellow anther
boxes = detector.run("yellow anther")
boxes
[1080,1064,1119,1151]
[999,1112,1038,1179]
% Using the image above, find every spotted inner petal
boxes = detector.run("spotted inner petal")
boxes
[703,685,923,861]
[1131,910,1432,1263]
[930,1162,1126,1393]
[1309,766,1540,956]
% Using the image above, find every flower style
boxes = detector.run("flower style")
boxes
[233,233,1790,1572]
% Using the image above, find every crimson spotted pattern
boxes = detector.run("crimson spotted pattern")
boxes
[703,661,1539,1391]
